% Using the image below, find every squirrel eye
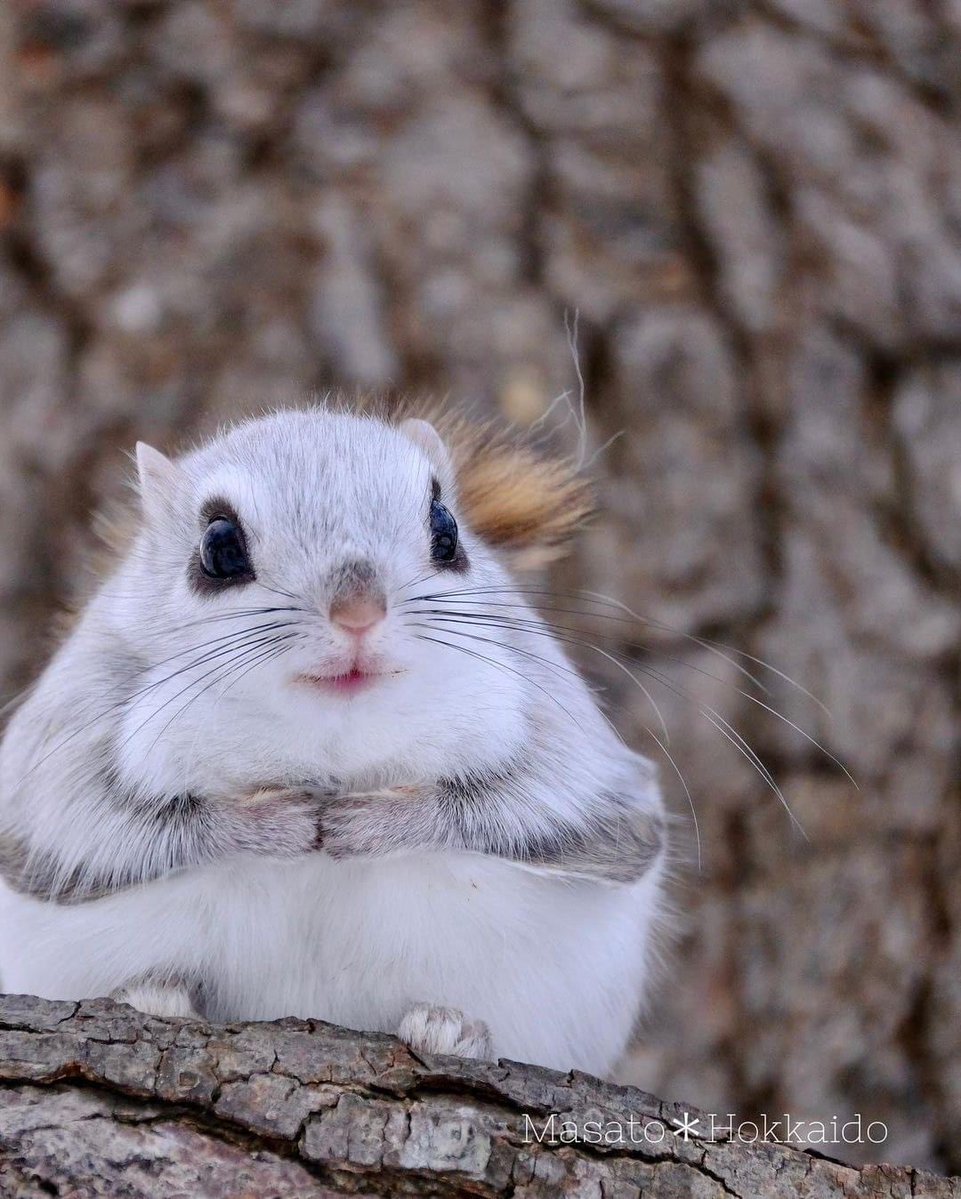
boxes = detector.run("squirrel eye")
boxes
[430,499,458,563]
[200,518,253,582]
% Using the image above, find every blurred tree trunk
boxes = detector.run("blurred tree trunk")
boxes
[0,994,957,1198]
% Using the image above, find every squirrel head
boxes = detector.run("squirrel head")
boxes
[104,405,592,791]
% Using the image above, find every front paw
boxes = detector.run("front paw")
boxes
[111,979,202,1021]
[317,786,429,859]
[237,786,330,854]
[317,794,382,859]
[398,1003,493,1060]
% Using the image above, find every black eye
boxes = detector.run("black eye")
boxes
[200,518,253,582]
[430,499,458,563]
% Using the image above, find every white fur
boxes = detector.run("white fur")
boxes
[0,854,663,1073]
[397,1004,493,1060]
[0,409,666,1075]
[112,981,201,1020]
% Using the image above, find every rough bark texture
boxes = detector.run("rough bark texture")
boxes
[0,993,955,1199]
[1,0,961,1178]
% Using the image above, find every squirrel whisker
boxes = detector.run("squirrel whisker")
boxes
[411,583,831,714]
[409,606,808,835]
[149,605,309,636]
[23,622,305,784]
[407,598,849,790]
[139,633,308,761]
[409,628,589,735]
[405,586,774,698]
[117,631,306,758]
[407,620,630,752]
[413,609,671,749]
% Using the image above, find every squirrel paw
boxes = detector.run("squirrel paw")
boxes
[237,785,329,853]
[318,785,430,859]
[397,1002,493,1060]
[111,979,202,1021]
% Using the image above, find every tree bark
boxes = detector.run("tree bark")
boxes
[0,994,954,1199]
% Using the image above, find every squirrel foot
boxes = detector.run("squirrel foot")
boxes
[397,1002,493,1060]
[111,977,202,1020]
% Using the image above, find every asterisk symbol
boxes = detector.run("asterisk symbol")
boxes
[671,1112,701,1142]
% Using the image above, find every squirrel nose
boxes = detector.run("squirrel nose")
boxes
[329,593,387,636]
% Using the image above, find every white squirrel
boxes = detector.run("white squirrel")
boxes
[0,407,666,1073]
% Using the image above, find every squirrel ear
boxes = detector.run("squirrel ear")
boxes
[135,441,183,520]
[399,419,455,492]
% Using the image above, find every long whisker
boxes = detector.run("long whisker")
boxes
[412,615,708,857]
[212,636,306,704]
[587,648,805,837]
[608,654,807,840]
[253,581,302,603]
[404,587,775,698]
[20,620,305,782]
[394,566,452,596]
[409,628,587,734]
[424,627,700,855]
[407,583,828,712]
[407,602,848,788]
[139,633,306,757]
[118,630,304,757]
[141,620,304,677]
[407,601,737,696]
[416,610,671,748]
[694,700,800,834]
[646,725,701,871]
[578,587,831,717]
[409,607,807,834]
[735,690,857,789]
[408,619,627,746]
[147,606,308,637]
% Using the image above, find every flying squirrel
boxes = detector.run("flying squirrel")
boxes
[0,403,666,1072]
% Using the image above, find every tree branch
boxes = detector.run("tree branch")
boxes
[0,993,954,1197]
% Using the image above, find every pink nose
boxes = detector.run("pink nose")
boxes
[329,593,387,636]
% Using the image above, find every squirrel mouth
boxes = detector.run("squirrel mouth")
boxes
[295,666,398,696]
